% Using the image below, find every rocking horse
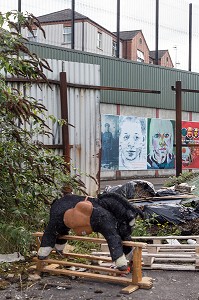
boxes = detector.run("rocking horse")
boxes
[38,192,143,271]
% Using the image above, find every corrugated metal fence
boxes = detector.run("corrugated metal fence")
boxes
[6,59,101,196]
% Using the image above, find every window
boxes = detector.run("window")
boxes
[112,41,117,57]
[27,29,37,42]
[139,38,142,44]
[137,50,144,62]
[63,26,71,44]
[97,32,102,49]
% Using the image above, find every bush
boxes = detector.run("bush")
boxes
[0,11,85,254]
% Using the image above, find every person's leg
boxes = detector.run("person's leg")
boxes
[91,207,128,270]
[37,222,57,259]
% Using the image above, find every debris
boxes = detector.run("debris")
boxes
[28,274,41,281]
[103,180,156,199]
[0,252,24,263]
[142,204,199,225]
[166,239,181,245]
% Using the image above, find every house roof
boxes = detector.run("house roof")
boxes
[37,9,89,23]
[149,50,168,59]
[37,8,117,38]
[113,30,141,40]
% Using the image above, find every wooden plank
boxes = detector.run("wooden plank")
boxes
[41,266,133,285]
[32,232,147,248]
[33,258,128,275]
[121,285,139,294]
[159,248,195,252]
[130,235,199,240]
[143,264,197,271]
[128,194,196,202]
[63,252,112,262]
[154,257,195,262]
[143,253,194,258]
[138,277,153,289]
[146,244,198,248]
[132,247,142,284]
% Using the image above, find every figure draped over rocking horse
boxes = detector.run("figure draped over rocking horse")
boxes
[38,192,143,271]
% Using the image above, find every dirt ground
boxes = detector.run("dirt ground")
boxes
[0,268,199,300]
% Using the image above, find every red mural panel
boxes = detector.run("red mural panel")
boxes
[182,121,199,169]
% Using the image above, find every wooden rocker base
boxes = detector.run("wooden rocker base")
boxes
[32,232,153,294]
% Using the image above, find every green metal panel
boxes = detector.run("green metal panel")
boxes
[27,42,199,112]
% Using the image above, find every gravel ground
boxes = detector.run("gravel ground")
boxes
[0,269,199,300]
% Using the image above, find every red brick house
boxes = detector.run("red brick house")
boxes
[115,30,150,64]
[149,50,174,68]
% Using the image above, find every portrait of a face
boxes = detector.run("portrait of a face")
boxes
[147,118,175,169]
[152,128,172,162]
[119,116,147,170]
[193,128,198,138]
[120,120,143,161]
[187,127,193,138]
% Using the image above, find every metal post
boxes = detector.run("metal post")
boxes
[155,0,159,65]
[116,0,120,58]
[71,0,75,49]
[18,0,21,12]
[18,0,21,33]
[188,3,192,71]
[176,81,182,177]
[60,72,70,165]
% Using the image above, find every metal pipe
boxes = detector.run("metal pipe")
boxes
[18,0,21,12]
[188,3,192,71]
[175,81,182,177]
[60,72,70,165]
[155,0,159,65]
[116,0,120,58]
[71,0,75,49]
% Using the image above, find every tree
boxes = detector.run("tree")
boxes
[0,11,84,254]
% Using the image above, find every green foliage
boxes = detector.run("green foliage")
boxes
[69,232,101,254]
[132,216,181,237]
[0,11,85,254]
[164,171,199,187]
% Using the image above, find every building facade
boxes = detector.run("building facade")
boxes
[22,9,173,67]
[22,9,123,58]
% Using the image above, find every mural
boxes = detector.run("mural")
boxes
[101,114,176,171]
[101,114,119,170]
[181,121,199,169]
[147,118,175,169]
[119,116,147,170]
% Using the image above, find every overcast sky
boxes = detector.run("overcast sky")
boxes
[1,0,199,72]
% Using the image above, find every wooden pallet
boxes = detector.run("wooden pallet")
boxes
[32,232,153,294]
[98,235,199,271]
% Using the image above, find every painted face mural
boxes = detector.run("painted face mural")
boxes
[152,130,171,162]
[147,118,175,169]
[120,119,144,162]
[119,116,147,170]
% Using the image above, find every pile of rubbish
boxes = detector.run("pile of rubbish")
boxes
[102,179,199,230]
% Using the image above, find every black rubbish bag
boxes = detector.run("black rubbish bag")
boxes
[103,180,156,199]
[143,204,199,225]
[156,188,180,197]
[103,181,136,199]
